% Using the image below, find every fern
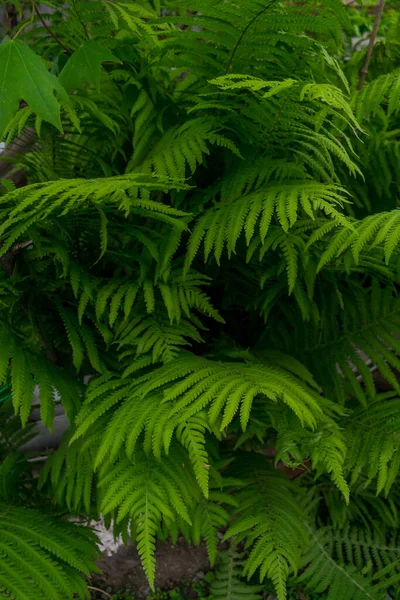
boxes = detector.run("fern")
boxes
[210,549,264,600]
[39,432,96,514]
[225,460,308,600]
[345,394,400,496]
[298,525,400,600]
[1,1,400,598]
[129,352,323,430]
[185,183,351,270]
[0,324,82,426]
[270,281,400,406]
[0,504,99,600]
[97,446,196,589]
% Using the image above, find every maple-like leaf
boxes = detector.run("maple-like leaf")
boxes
[0,37,63,139]
[59,41,120,92]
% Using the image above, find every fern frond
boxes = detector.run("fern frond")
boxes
[274,413,349,501]
[312,209,400,269]
[0,174,189,253]
[0,504,99,600]
[117,314,203,363]
[129,118,238,178]
[298,525,395,600]
[185,183,350,269]
[0,324,82,426]
[72,374,212,496]
[225,462,308,600]
[352,69,400,119]
[39,432,96,514]
[133,352,322,431]
[85,269,221,331]
[272,282,400,406]
[176,413,210,497]
[97,447,197,589]
[185,488,236,565]
[210,549,264,600]
[345,395,400,496]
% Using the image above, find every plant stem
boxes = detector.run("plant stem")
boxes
[33,3,72,54]
[357,0,386,90]
[225,0,278,74]
[12,2,35,40]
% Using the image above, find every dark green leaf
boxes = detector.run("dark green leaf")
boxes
[59,40,120,92]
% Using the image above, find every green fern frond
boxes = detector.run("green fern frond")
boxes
[117,313,203,363]
[0,324,82,426]
[346,395,400,496]
[185,489,236,565]
[210,548,264,600]
[87,270,222,329]
[39,432,96,514]
[272,282,400,406]
[130,118,238,179]
[0,175,189,253]
[352,69,400,119]
[133,352,322,431]
[176,413,210,497]
[97,447,197,589]
[185,183,350,270]
[274,413,349,501]
[225,462,308,600]
[330,526,400,574]
[298,525,394,600]
[72,376,212,496]
[0,504,99,600]
[312,209,400,269]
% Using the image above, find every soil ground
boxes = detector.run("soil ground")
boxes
[90,537,210,599]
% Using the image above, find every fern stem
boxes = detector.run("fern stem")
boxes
[357,0,386,90]
[33,2,72,54]
[264,96,289,149]
[224,0,278,74]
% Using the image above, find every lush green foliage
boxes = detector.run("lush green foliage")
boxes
[2,0,400,598]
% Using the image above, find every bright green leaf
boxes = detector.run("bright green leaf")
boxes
[59,40,120,92]
[0,37,63,139]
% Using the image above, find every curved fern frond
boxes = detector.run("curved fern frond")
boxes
[312,209,400,270]
[72,379,212,495]
[129,117,239,178]
[185,183,351,270]
[134,352,322,430]
[0,174,189,257]
[352,69,400,119]
[117,314,203,363]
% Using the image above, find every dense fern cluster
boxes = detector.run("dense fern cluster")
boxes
[2,0,400,598]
